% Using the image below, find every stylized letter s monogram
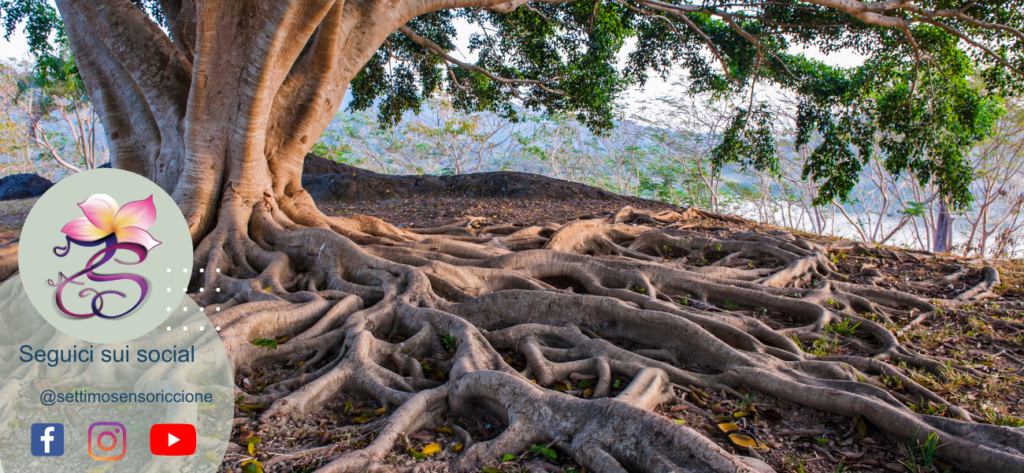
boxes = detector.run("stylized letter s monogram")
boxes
[50,237,150,318]
[48,195,161,319]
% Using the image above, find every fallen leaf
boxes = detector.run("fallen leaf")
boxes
[502,454,517,462]
[352,412,375,424]
[453,443,464,452]
[422,443,441,455]
[409,448,426,460]
[583,387,594,398]
[433,427,453,435]
[710,405,730,414]
[776,400,791,410]
[854,414,867,437]
[241,460,265,473]
[884,462,906,472]
[761,408,783,422]
[674,419,686,424]
[84,464,114,473]
[577,379,594,388]
[374,407,387,415]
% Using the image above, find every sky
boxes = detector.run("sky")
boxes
[0,31,30,62]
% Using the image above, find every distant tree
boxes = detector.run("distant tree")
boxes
[15,48,106,172]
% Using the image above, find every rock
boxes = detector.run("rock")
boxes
[302,153,372,175]
[0,173,53,201]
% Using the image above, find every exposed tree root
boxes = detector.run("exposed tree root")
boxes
[6,195,1022,472]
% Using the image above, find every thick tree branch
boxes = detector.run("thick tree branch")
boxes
[158,0,198,63]
[54,0,191,192]
[397,25,566,96]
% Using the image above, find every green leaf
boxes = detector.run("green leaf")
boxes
[530,444,558,462]
[241,460,264,473]
[501,453,517,462]
[577,379,594,388]
[251,338,278,350]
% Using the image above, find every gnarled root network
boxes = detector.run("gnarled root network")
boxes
[100,195,1024,471]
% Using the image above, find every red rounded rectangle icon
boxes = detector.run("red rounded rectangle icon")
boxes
[149,423,196,456]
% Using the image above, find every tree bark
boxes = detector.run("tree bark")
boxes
[934,198,954,254]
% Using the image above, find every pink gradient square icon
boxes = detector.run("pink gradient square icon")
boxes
[88,422,127,461]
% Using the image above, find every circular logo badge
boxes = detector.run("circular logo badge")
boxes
[18,169,193,343]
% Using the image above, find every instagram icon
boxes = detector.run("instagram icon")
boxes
[88,422,127,461]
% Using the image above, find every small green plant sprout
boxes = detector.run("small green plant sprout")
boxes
[441,332,457,352]
[783,455,808,473]
[825,319,861,338]
[982,408,1024,427]
[826,297,842,310]
[715,243,723,251]
[900,430,940,473]
[724,300,739,310]
[251,338,278,350]
[809,337,838,356]
[880,372,905,391]
[631,286,647,294]
[529,444,558,462]
[908,398,946,416]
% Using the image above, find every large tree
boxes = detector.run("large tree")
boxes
[2,0,1024,471]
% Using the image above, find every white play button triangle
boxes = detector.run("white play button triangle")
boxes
[168,433,179,447]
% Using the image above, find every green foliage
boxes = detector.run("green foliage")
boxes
[529,444,557,462]
[250,338,278,351]
[825,319,860,338]
[900,430,940,473]
[441,332,457,352]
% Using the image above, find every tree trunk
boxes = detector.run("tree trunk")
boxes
[934,198,954,254]
[2,1,1017,472]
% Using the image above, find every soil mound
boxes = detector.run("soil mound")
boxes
[301,153,641,203]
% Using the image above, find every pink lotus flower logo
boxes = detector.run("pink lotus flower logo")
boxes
[47,194,159,319]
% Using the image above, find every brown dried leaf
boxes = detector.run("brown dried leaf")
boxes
[761,408,783,423]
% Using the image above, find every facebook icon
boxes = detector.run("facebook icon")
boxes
[31,423,64,456]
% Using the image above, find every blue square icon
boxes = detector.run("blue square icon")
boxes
[31,423,64,456]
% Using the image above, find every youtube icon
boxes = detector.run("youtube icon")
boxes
[149,424,196,456]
